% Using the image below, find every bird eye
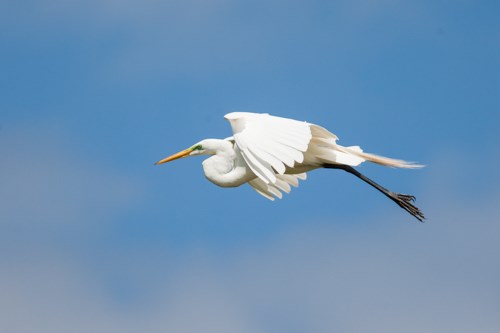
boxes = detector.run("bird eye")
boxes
[194,144,203,151]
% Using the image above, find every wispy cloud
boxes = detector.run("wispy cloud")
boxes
[1,1,499,331]
[1,0,435,82]
[0,123,142,229]
[1,145,499,332]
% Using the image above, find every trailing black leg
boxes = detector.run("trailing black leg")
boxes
[324,164,425,222]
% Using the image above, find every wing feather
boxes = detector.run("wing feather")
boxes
[247,145,286,174]
[248,137,300,168]
[248,173,307,200]
[225,112,312,184]
[240,147,277,183]
[248,179,275,200]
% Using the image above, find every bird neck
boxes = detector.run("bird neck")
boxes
[201,141,254,188]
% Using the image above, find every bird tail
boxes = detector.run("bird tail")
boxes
[335,145,424,169]
[309,124,424,169]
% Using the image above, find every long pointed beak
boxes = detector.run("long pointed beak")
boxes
[155,148,194,165]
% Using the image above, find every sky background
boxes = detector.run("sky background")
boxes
[1,0,500,332]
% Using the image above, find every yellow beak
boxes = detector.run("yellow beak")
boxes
[155,147,194,165]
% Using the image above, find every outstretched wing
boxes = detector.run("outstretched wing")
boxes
[224,112,312,184]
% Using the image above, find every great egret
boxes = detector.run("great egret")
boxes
[156,112,425,222]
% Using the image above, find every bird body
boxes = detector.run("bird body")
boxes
[156,112,425,221]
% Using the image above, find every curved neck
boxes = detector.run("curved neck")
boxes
[201,142,254,187]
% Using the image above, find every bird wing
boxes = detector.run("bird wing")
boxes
[224,112,312,184]
[248,173,307,200]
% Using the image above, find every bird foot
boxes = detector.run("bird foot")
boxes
[390,192,425,222]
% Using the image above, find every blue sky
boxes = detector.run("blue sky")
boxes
[1,0,500,332]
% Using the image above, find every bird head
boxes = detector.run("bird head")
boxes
[155,139,219,165]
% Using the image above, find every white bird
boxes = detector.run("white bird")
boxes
[155,112,425,222]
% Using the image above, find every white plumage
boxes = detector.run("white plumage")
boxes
[156,112,425,221]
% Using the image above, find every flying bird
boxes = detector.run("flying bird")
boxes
[155,112,425,222]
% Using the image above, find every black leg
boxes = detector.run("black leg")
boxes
[324,164,425,222]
